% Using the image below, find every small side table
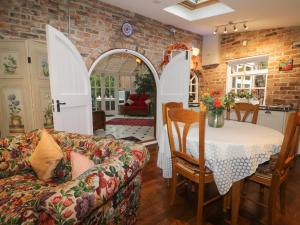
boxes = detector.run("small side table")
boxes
[118,104,125,116]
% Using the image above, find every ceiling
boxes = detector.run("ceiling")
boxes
[93,53,150,76]
[99,0,300,35]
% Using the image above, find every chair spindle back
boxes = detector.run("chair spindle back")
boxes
[234,103,259,124]
[166,108,206,171]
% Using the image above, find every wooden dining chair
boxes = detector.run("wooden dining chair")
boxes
[233,103,259,124]
[166,108,220,225]
[162,102,183,125]
[243,112,300,225]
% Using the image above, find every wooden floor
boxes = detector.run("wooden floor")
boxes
[137,145,300,225]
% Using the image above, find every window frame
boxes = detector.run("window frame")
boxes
[226,55,269,105]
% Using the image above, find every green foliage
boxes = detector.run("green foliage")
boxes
[223,91,236,110]
[134,73,154,95]
[237,90,253,99]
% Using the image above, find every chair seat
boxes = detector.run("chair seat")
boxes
[255,154,278,176]
[176,157,212,175]
[249,154,278,185]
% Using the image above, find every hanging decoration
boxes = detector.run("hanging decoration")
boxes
[160,42,188,68]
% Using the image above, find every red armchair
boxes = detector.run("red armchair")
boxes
[123,94,151,116]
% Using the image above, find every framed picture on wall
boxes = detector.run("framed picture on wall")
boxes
[279,58,293,71]
[38,55,50,79]
[0,52,21,78]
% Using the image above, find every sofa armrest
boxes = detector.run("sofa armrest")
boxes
[0,134,34,178]
[39,143,150,224]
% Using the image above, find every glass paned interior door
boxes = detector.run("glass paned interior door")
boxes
[104,75,117,115]
[90,73,101,111]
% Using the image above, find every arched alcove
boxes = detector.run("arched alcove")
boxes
[88,48,160,140]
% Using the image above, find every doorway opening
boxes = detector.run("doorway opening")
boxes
[88,49,159,142]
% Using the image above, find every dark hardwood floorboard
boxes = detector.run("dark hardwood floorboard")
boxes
[137,145,300,225]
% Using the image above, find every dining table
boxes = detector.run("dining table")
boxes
[157,119,284,225]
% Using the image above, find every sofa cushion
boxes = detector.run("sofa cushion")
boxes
[125,105,148,111]
[126,99,134,105]
[29,129,63,181]
[70,151,95,179]
[0,173,56,224]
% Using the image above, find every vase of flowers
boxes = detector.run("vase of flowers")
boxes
[201,91,225,128]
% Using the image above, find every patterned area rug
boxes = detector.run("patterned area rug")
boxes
[106,118,154,126]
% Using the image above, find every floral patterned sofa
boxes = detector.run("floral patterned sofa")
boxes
[0,129,149,225]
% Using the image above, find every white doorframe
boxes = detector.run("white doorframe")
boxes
[88,48,160,137]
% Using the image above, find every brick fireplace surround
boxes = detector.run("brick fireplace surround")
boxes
[0,0,299,108]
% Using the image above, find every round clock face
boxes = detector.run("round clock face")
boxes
[122,22,133,37]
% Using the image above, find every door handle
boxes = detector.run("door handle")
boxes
[265,110,271,114]
[56,100,66,112]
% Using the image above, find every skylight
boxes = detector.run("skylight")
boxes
[188,0,209,4]
[164,1,234,22]
[179,0,219,10]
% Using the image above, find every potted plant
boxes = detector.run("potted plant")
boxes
[223,91,236,120]
[8,94,22,126]
[44,103,53,127]
[236,89,253,103]
[134,73,155,114]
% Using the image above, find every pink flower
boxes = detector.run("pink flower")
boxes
[51,196,62,205]
[63,210,73,218]
[132,150,144,161]
[63,198,73,207]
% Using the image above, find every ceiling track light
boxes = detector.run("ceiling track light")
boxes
[233,25,238,32]
[213,21,249,35]
[213,28,218,35]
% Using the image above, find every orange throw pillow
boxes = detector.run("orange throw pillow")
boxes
[29,129,63,181]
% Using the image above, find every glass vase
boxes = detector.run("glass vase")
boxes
[207,110,224,128]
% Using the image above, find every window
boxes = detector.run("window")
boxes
[189,71,199,103]
[227,56,268,105]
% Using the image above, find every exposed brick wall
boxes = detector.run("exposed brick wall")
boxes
[1,1,299,108]
[0,0,201,73]
[201,27,300,108]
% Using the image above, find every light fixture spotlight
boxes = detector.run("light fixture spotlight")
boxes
[233,25,238,32]
[213,28,218,35]
[212,21,249,35]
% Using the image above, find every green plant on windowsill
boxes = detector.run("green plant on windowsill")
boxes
[237,90,253,100]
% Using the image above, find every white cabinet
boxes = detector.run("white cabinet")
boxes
[202,35,220,66]
[257,110,287,133]
[0,40,52,137]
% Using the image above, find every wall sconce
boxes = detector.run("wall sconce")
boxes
[192,47,200,56]
[135,58,142,64]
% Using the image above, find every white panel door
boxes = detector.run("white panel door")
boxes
[46,25,93,135]
[157,51,190,143]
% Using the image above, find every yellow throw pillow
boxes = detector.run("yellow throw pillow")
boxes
[29,129,63,181]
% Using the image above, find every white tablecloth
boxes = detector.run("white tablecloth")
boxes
[157,120,284,195]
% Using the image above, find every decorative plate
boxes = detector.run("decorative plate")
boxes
[122,22,134,37]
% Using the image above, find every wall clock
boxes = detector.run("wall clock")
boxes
[122,22,134,37]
